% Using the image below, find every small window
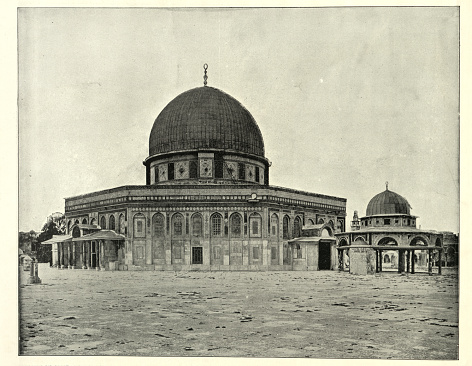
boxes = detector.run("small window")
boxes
[134,214,146,238]
[255,166,260,183]
[394,219,399,224]
[189,161,198,178]
[211,214,222,236]
[376,220,380,225]
[250,214,262,237]
[168,163,174,180]
[384,219,390,225]
[271,247,277,260]
[238,163,245,180]
[407,219,411,225]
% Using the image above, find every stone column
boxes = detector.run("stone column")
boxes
[101,240,105,270]
[338,249,343,271]
[58,242,62,269]
[378,250,382,272]
[428,249,433,275]
[96,241,100,270]
[411,250,415,274]
[87,241,91,269]
[375,250,379,273]
[406,250,410,273]
[82,242,86,269]
[71,242,76,269]
[438,249,442,275]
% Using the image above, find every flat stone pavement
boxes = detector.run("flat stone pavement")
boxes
[18,265,458,359]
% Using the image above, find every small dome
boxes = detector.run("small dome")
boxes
[149,86,265,157]
[366,189,411,216]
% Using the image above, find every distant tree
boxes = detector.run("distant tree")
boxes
[36,212,66,263]
[18,230,37,255]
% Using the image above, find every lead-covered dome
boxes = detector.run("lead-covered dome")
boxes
[366,189,411,216]
[149,86,265,157]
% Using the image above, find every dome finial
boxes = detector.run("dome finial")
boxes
[203,63,208,86]
[385,181,389,190]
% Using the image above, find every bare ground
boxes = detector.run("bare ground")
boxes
[18,265,458,359]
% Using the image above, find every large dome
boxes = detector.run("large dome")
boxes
[366,189,411,216]
[149,86,265,157]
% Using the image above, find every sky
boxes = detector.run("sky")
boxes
[17,7,460,233]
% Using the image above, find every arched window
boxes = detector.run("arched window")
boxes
[72,226,81,238]
[211,213,222,236]
[67,220,71,233]
[153,213,165,237]
[119,214,125,235]
[307,218,315,225]
[82,218,88,224]
[378,237,398,246]
[317,218,324,224]
[283,216,290,239]
[75,219,80,225]
[109,215,116,231]
[328,220,334,228]
[293,216,302,238]
[271,213,279,236]
[250,213,262,237]
[173,213,184,236]
[192,213,203,237]
[90,218,96,226]
[133,214,146,238]
[100,216,106,230]
[230,213,242,238]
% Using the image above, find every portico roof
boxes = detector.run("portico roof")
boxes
[72,230,125,241]
[41,235,73,244]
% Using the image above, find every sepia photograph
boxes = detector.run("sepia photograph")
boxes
[14,4,462,363]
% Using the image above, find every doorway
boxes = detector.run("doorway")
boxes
[319,241,331,270]
[192,247,203,264]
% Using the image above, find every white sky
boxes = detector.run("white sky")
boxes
[17,7,459,233]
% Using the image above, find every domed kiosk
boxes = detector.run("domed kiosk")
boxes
[54,66,347,271]
[335,184,444,275]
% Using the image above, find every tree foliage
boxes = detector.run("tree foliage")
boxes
[35,212,66,263]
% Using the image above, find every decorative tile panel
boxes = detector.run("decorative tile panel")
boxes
[246,164,255,182]
[158,164,168,182]
[199,159,213,178]
[175,161,189,180]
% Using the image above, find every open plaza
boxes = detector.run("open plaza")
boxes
[19,264,458,359]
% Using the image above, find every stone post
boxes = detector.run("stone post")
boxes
[411,250,415,274]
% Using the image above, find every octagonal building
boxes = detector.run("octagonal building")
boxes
[57,72,347,271]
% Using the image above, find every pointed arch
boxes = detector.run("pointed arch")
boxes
[100,216,106,230]
[293,216,302,238]
[109,215,116,231]
[191,213,203,237]
[152,213,165,237]
[230,212,242,238]
[172,213,184,236]
[283,215,290,239]
[270,213,279,236]
[210,212,223,237]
